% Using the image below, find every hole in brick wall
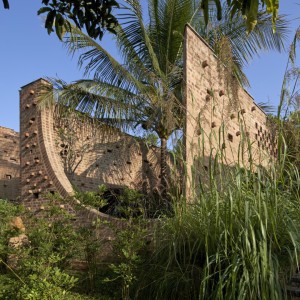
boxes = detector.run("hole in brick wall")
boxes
[50,191,55,195]
[228,134,233,142]
[240,109,246,114]
[4,135,8,138]
[230,114,236,119]
[205,95,211,102]
[255,122,258,129]
[211,122,216,128]
[251,106,256,112]
[107,149,112,153]
[6,174,12,179]
[204,166,208,171]
[207,89,213,96]
[202,60,209,68]
[219,90,225,97]
[258,141,260,147]
[236,131,241,136]
[222,143,226,149]
[10,157,16,161]
[33,192,40,199]
[255,134,258,140]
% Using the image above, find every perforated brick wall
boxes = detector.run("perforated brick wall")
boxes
[184,25,276,190]
[0,126,20,200]
[18,79,164,212]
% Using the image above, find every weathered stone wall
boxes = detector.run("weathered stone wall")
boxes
[0,126,20,200]
[184,25,277,191]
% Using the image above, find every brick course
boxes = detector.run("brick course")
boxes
[183,25,276,193]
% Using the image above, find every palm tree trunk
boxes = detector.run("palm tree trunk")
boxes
[160,137,168,199]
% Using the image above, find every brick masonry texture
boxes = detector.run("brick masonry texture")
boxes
[0,126,20,200]
[183,25,276,191]
[17,79,167,214]
[0,25,275,211]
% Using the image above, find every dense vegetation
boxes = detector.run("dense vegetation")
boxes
[1,1,299,299]
[1,143,300,299]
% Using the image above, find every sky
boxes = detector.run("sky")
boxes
[0,1,299,132]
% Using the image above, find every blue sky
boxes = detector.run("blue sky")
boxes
[0,1,299,132]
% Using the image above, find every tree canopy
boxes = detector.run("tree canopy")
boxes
[2,0,279,40]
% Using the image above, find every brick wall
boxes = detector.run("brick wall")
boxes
[0,126,20,200]
[19,79,163,213]
[20,79,75,211]
[183,25,277,192]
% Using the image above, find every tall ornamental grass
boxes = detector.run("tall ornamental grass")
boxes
[136,155,300,299]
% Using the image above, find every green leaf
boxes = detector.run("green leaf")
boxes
[37,6,52,15]
[2,0,9,9]
[45,10,56,35]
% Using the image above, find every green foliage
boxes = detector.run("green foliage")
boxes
[0,200,24,269]
[38,0,119,40]
[135,159,300,299]
[75,185,108,210]
[17,256,78,300]
[107,221,148,300]
[114,188,145,219]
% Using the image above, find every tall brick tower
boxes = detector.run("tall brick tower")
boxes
[19,79,74,210]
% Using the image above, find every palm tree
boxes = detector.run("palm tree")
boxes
[48,0,288,199]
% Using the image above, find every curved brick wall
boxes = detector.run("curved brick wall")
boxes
[20,79,74,210]
[0,126,20,200]
[53,111,162,194]
[19,79,162,211]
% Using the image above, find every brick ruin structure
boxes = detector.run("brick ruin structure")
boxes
[0,24,277,213]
